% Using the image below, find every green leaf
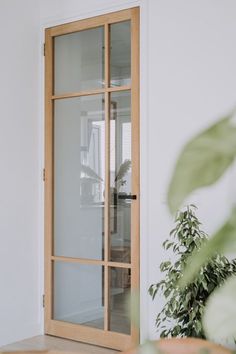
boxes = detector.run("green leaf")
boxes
[203,276,236,343]
[179,207,236,287]
[168,114,236,214]
[160,261,171,272]
[166,242,174,250]
[162,240,169,248]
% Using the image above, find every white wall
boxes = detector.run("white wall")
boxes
[39,0,140,25]
[0,0,41,347]
[147,0,236,338]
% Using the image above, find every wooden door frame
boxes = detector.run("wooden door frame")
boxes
[44,7,140,351]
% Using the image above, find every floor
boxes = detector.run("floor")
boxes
[0,335,119,354]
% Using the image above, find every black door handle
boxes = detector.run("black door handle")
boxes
[118,194,137,200]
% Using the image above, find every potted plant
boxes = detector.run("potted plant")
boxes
[149,205,236,338]
[166,111,236,344]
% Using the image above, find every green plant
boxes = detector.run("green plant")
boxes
[149,205,236,338]
[167,110,236,343]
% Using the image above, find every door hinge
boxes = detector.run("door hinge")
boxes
[42,294,45,308]
[43,43,45,56]
[43,168,46,182]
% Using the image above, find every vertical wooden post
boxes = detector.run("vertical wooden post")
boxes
[104,22,111,332]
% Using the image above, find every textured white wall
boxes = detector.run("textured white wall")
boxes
[0,0,41,347]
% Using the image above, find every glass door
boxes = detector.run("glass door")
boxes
[44,8,139,351]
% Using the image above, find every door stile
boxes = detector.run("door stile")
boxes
[130,7,140,345]
[104,22,111,332]
[44,28,54,331]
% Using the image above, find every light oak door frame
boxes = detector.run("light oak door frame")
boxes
[44,7,140,351]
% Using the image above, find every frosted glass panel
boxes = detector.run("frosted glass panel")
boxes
[109,267,130,334]
[54,27,104,94]
[54,95,105,260]
[110,91,131,263]
[110,21,131,87]
[54,261,104,329]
